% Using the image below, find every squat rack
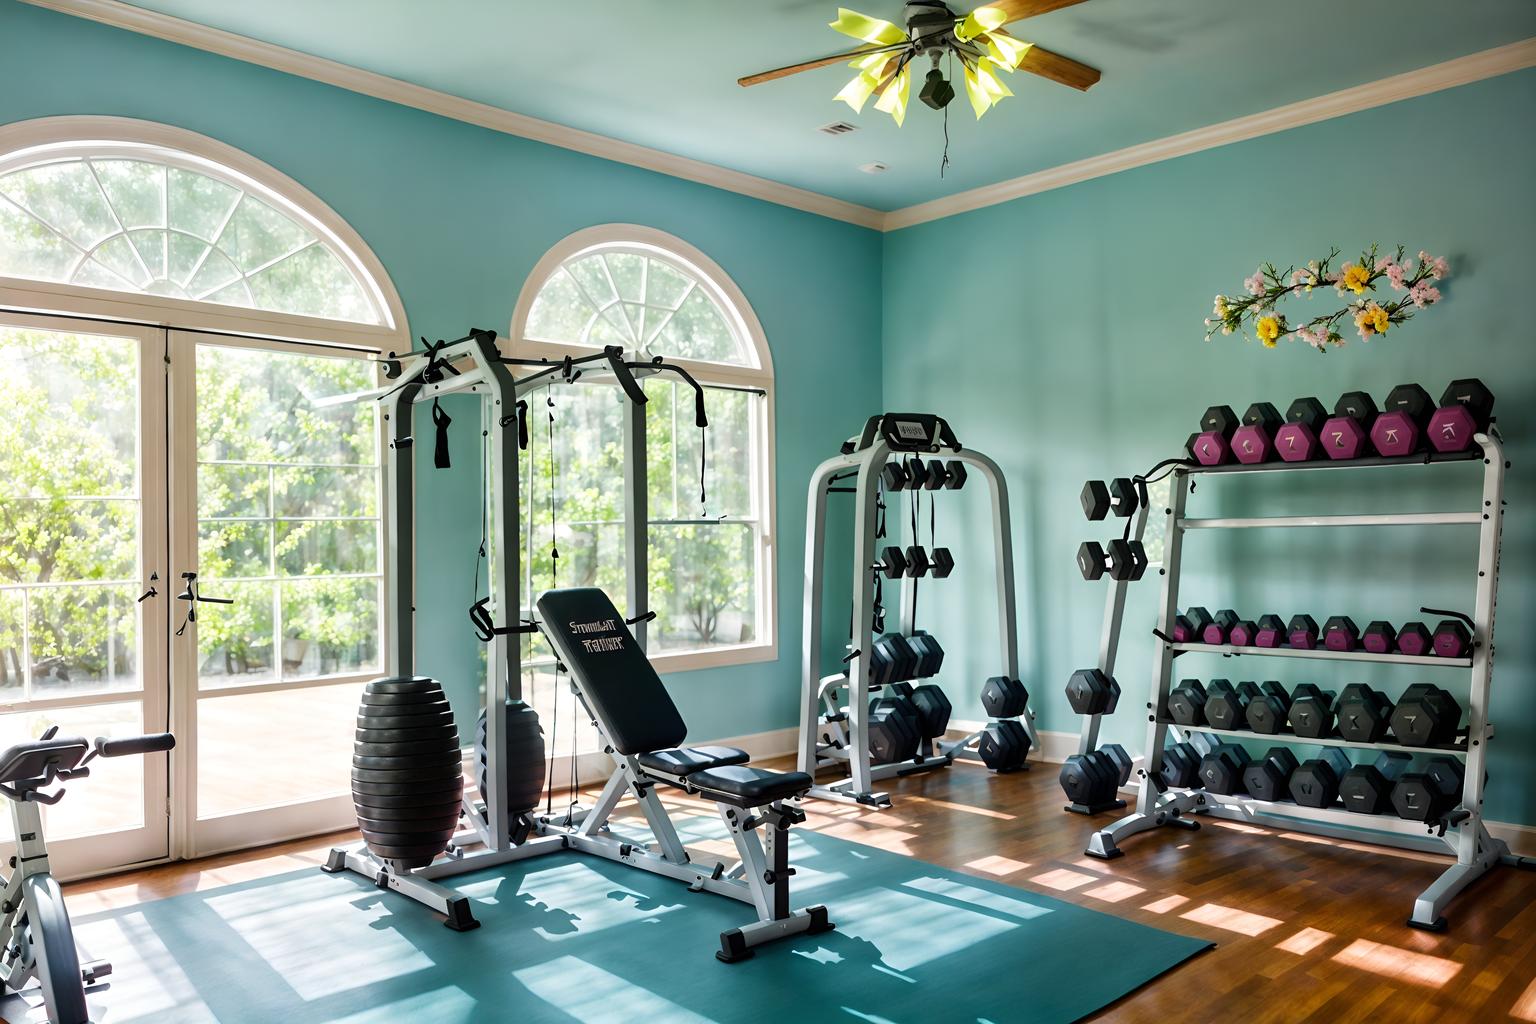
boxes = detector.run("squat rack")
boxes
[800,413,1035,807]
[1088,430,1527,930]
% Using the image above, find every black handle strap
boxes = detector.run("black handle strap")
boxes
[1420,606,1475,629]
[432,398,452,469]
[468,598,540,642]
[624,610,658,626]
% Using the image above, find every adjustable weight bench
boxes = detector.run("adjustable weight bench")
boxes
[535,587,834,962]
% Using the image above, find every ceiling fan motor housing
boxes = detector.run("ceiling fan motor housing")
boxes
[905,1,957,47]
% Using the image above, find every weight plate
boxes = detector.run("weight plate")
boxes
[350,779,464,799]
[354,724,461,744]
[361,825,459,846]
[353,743,464,762]
[355,711,456,731]
[361,842,449,863]
[350,763,466,784]
[355,811,462,832]
[364,677,445,695]
[359,691,454,708]
[352,791,464,811]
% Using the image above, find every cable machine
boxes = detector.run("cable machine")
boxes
[800,413,1036,807]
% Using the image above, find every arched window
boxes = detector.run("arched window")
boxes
[0,117,405,348]
[511,226,775,674]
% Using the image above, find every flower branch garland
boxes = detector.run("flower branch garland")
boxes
[1206,244,1449,352]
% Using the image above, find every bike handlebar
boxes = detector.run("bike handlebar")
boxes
[94,733,176,758]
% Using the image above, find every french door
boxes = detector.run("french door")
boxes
[168,330,385,858]
[4,313,385,874]
[0,312,170,878]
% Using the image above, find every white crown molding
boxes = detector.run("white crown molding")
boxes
[884,37,1536,230]
[17,0,886,230]
[17,2,1535,234]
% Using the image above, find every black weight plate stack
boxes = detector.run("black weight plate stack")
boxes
[477,700,548,826]
[352,676,464,869]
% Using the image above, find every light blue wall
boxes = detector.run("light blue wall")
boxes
[883,69,1536,826]
[0,1,884,742]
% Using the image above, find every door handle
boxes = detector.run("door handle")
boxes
[137,570,160,603]
[174,572,233,635]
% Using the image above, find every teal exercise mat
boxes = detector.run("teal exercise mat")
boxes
[46,827,1209,1023]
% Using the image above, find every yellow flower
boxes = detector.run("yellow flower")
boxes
[1341,263,1371,294]
[1255,314,1282,347]
[1353,304,1390,337]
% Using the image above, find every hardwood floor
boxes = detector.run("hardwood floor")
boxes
[64,756,1536,1024]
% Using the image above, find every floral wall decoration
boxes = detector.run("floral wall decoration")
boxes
[1206,245,1449,352]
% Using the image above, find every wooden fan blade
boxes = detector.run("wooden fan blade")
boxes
[738,43,907,87]
[1015,42,1100,90]
[980,0,1092,23]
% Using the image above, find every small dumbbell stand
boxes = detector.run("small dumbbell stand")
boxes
[1088,430,1525,931]
[1065,496,1153,815]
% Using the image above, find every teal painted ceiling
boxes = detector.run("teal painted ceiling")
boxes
[119,0,1536,211]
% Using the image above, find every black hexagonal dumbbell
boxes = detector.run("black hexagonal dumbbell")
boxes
[1287,613,1320,650]
[978,719,1030,772]
[904,545,930,578]
[1060,743,1134,807]
[1076,539,1147,582]
[1391,755,1466,822]
[1241,746,1299,802]
[1362,620,1398,655]
[867,700,920,764]
[1231,402,1283,465]
[1289,748,1352,808]
[929,548,955,579]
[1339,751,1412,815]
[942,459,967,489]
[1370,383,1435,458]
[1080,478,1138,521]
[1202,609,1241,645]
[1204,679,1259,730]
[1287,683,1337,738]
[980,676,1029,719]
[1198,742,1249,795]
[1227,615,1263,648]
[1065,668,1120,717]
[875,545,907,580]
[1191,405,1240,466]
[1432,618,1473,659]
[906,683,952,739]
[1321,390,1380,461]
[1396,621,1432,656]
[1335,683,1393,743]
[921,457,947,491]
[1172,607,1214,644]
[1427,378,1495,453]
[1244,681,1292,734]
[1389,684,1462,747]
[1275,396,1327,463]
[874,634,919,684]
[881,462,909,491]
[1166,679,1209,727]
[1252,614,1286,648]
[907,632,945,678]
[905,457,932,490]
[1323,615,1360,653]
[1158,741,1203,789]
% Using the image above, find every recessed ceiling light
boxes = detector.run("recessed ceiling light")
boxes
[818,121,859,136]
[858,162,888,174]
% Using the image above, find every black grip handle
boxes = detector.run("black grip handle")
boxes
[95,733,176,757]
[604,348,648,406]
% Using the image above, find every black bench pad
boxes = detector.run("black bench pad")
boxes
[637,746,750,777]
[688,766,812,807]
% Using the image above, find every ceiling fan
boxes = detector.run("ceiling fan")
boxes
[738,1,1099,126]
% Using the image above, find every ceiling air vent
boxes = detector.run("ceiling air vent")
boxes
[859,162,888,174]
[818,121,859,136]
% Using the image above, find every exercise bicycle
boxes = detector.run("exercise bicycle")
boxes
[0,727,175,1024]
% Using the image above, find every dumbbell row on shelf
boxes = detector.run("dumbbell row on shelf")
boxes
[874,544,955,580]
[863,681,954,765]
[1059,743,1133,809]
[1172,608,1473,659]
[1157,737,1469,823]
[1187,379,1494,466]
[883,457,968,492]
[1166,679,1464,748]
[866,632,948,688]
[1076,538,1148,582]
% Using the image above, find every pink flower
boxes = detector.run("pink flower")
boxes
[1418,251,1450,279]
[1383,260,1407,290]
[1244,269,1266,296]
[1295,325,1326,350]
[1409,281,1442,308]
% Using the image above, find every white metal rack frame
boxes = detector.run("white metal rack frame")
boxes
[1087,430,1532,930]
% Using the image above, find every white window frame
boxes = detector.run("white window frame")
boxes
[510,224,776,674]
[0,116,409,351]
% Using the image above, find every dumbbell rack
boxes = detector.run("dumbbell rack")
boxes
[1066,496,1153,814]
[1088,430,1524,930]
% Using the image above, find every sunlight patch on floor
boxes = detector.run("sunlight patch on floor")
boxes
[1180,902,1282,936]
[516,955,718,1023]
[834,887,1015,972]
[1274,831,1448,864]
[963,855,1030,877]
[1332,939,1462,988]
[1028,868,1097,891]
[1276,926,1334,955]
[1082,881,1145,904]
[1140,894,1189,914]
[903,876,1052,921]
[903,796,1015,821]
[1511,973,1536,1021]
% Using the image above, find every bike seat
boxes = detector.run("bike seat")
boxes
[0,737,89,786]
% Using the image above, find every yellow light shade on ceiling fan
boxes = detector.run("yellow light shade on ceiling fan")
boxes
[873,64,912,126]
[984,31,1033,70]
[955,5,1007,42]
[828,8,907,46]
[835,51,898,112]
[962,59,1013,118]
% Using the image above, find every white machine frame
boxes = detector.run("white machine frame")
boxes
[799,413,1036,807]
[1087,431,1530,929]
[323,330,826,958]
